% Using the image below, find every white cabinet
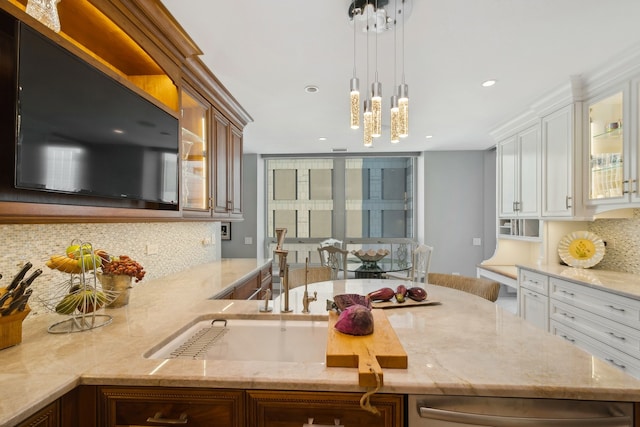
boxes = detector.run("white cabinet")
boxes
[549,275,640,378]
[541,104,584,217]
[498,125,541,218]
[518,269,549,331]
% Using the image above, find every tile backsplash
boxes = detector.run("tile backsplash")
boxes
[589,209,640,274]
[0,221,220,315]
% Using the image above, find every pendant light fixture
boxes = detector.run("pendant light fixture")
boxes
[398,0,409,138]
[348,0,411,145]
[371,0,382,138]
[389,0,400,143]
[349,7,360,130]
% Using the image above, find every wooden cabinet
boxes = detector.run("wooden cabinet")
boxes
[518,268,549,331]
[97,386,244,427]
[181,86,211,213]
[214,263,272,300]
[498,124,540,218]
[247,390,404,427]
[213,111,243,219]
[16,401,59,427]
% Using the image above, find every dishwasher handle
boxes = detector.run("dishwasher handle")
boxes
[419,406,631,426]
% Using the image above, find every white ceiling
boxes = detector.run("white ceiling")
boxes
[160,0,640,155]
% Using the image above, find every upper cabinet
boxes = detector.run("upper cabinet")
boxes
[0,0,251,222]
[181,87,210,213]
[498,124,540,218]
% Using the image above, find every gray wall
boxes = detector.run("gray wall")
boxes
[221,153,258,258]
[424,150,495,276]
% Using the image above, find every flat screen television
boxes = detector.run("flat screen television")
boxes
[14,23,179,208]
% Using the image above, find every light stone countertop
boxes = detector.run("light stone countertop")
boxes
[4,260,640,426]
[518,263,640,300]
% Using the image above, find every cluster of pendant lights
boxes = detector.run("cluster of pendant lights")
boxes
[349,0,409,146]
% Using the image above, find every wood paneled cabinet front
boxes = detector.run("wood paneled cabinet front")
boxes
[247,390,404,427]
[97,387,244,427]
[213,111,243,219]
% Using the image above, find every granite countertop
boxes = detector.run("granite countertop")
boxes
[3,259,640,426]
[517,263,640,300]
[477,264,518,280]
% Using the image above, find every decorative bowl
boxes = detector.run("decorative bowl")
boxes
[350,249,390,262]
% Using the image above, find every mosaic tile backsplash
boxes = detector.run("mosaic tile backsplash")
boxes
[589,209,640,274]
[0,222,220,316]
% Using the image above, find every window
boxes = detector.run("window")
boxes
[266,156,416,265]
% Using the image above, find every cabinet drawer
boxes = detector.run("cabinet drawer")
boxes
[551,299,640,358]
[247,390,404,427]
[98,387,244,427]
[550,278,640,329]
[519,269,549,295]
[551,320,640,379]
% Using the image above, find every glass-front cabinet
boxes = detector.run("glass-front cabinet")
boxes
[588,91,624,201]
[181,88,210,212]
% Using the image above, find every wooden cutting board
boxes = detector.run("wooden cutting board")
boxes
[326,309,408,387]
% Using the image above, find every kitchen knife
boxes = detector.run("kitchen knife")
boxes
[14,289,33,313]
[6,262,32,291]
[0,289,14,308]
[23,268,42,287]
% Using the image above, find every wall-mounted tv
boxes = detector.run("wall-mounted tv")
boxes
[14,23,179,208]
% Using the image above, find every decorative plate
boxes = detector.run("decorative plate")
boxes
[557,231,605,269]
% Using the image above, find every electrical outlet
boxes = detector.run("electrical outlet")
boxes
[472,237,482,246]
[146,243,159,255]
[244,237,253,245]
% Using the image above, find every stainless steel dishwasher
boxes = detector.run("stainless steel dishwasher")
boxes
[408,395,633,426]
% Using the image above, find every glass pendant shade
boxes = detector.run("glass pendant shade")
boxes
[371,82,382,138]
[350,77,360,129]
[390,95,400,143]
[363,99,373,147]
[398,83,409,138]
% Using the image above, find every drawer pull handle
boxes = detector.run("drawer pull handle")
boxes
[562,312,575,320]
[605,358,627,369]
[147,412,188,424]
[303,418,344,427]
[561,334,576,343]
[608,332,627,341]
[607,305,626,312]
[561,290,575,297]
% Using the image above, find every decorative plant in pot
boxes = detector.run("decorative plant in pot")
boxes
[96,250,145,308]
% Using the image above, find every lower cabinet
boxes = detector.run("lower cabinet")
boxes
[247,390,404,427]
[16,401,59,427]
[96,387,404,427]
[97,387,244,427]
[518,269,549,331]
[215,264,273,300]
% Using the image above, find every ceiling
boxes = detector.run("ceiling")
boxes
[160,0,640,155]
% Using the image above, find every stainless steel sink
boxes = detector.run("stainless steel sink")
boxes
[145,316,328,363]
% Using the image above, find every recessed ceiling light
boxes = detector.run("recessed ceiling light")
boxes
[113,129,124,134]
[481,79,497,87]
[319,137,327,141]
[425,135,433,139]
[304,85,319,93]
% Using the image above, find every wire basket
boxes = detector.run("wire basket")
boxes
[38,240,119,333]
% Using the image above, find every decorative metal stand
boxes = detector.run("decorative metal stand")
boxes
[39,240,118,334]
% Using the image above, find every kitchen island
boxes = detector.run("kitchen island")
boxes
[3,259,640,426]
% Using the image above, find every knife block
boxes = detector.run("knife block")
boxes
[0,306,30,350]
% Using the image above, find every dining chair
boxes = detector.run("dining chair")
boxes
[428,273,501,302]
[287,265,333,289]
[317,245,349,280]
[384,244,433,283]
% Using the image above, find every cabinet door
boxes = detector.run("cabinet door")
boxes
[587,89,627,204]
[518,125,540,217]
[519,289,548,331]
[97,387,244,427]
[542,105,574,217]
[181,88,211,213]
[247,390,404,427]
[229,126,243,216]
[16,401,59,427]
[498,135,518,217]
[213,111,230,215]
